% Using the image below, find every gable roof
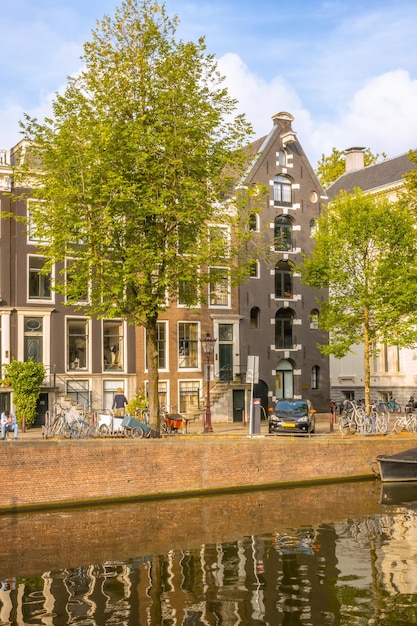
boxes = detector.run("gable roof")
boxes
[326,151,416,199]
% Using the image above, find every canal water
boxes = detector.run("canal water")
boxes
[1,479,417,625]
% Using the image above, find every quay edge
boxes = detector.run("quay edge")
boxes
[2,434,416,512]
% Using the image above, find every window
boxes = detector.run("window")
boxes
[67,318,88,371]
[145,322,167,370]
[103,320,124,371]
[178,322,198,368]
[24,317,43,362]
[179,381,200,414]
[273,175,292,206]
[28,256,52,300]
[249,260,259,278]
[275,260,292,298]
[311,365,319,389]
[275,309,293,349]
[250,307,260,329]
[209,267,229,307]
[209,225,230,257]
[249,213,259,231]
[103,380,125,412]
[67,380,91,408]
[27,199,48,243]
[310,309,319,329]
[158,381,168,409]
[278,150,286,166]
[178,279,197,306]
[274,215,292,251]
[65,258,89,304]
[310,218,318,237]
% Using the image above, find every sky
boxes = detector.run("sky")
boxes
[2,0,417,166]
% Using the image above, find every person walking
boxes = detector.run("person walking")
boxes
[112,388,128,417]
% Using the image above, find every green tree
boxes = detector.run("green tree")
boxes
[401,149,417,215]
[3,359,46,430]
[316,147,387,189]
[299,189,417,408]
[13,0,260,426]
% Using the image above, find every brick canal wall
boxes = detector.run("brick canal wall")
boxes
[2,436,415,511]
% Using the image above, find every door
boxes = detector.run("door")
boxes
[34,393,48,428]
[219,324,234,381]
[276,359,294,399]
[233,389,245,423]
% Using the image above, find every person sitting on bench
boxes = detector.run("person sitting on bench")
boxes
[1,411,18,440]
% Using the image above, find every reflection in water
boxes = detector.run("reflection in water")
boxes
[1,481,417,624]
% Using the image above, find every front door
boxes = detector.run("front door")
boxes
[34,393,48,428]
[219,324,233,381]
[233,389,245,423]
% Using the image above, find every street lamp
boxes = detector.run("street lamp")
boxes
[200,331,217,433]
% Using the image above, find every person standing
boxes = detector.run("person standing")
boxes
[1,411,18,440]
[112,388,128,417]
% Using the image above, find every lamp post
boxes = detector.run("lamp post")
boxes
[200,331,217,433]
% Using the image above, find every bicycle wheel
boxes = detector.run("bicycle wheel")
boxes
[339,414,352,435]
[99,424,110,438]
[361,416,373,435]
[392,417,406,433]
[130,425,144,439]
[62,422,71,438]
[70,419,91,439]
[374,413,389,435]
[49,417,62,437]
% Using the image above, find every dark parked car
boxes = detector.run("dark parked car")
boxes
[268,399,316,434]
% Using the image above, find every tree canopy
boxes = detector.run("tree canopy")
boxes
[315,147,387,189]
[13,0,260,424]
[299,189,417,407]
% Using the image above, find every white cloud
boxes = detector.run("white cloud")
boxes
[220,56,417,167]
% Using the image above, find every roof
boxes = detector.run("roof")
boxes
[326,151,416,199]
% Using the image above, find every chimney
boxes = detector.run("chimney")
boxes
[345,147,365,172]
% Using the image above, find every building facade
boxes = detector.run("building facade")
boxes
[0,112,330,426]
[0,144,137,423]
[238,112,330,415]
[326,148,417,408]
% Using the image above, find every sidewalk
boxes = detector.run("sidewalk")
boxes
[9,413,335,440]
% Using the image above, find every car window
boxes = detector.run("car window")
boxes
[275,401,308,413]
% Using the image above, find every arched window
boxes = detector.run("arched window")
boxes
[275,261,292,298]
[275,308,293,349]
[273,175,292,206]
[310,309,319,329]
[310,218,317,237]
[276,358,294,399]
[311,365,319,389]
[249,260,259,278]
[249,213,259,231]
[277,150,286,166]
[274,215,292,251]
[250,307,260,329]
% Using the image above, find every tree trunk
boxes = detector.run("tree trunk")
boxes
[145,316,160,431]
[363,306,371,412]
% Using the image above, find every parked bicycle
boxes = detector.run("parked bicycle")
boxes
[377,398,401,413]
[391,413,417,434]
[338,400,389,435]
[43,405,91,439]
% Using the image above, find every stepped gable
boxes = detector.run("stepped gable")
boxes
[327,151,416,199]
